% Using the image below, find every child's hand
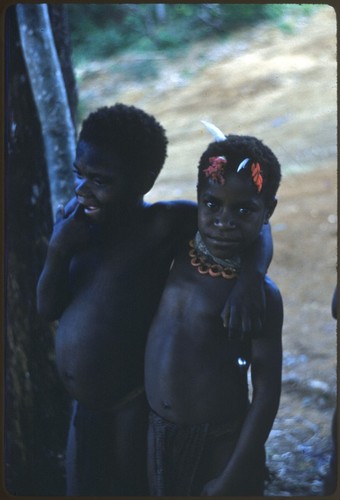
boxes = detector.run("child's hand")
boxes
[49,197,92,257]
[200,477,221,496]
[200,475,230,496]
[221,277,265,340]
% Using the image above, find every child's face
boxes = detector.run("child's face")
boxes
[197,173,273,259]
[73,141,138,225]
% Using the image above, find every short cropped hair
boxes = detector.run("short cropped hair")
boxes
[78,103,168,181]
[197,135,281,204]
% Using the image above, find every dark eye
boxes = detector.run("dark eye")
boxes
[93,175,113,186]
[93,177,105,186]
[239,207,250,215]
[205,199,218,210]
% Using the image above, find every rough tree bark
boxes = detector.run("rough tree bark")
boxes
[4,4,78,495]
[16,3,75,219]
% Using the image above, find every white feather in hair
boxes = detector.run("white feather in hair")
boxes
[201,120,226,142]
[237,158,250,172]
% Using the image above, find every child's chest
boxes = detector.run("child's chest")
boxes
[69,225,175,297]
[171,243,238,313]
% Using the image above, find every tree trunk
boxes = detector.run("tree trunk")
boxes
[48,4,78,129]
[16,3,75,219]
[4,5,77,495]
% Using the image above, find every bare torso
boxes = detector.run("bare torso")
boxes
[55,203,194,409]
[144,242,251,424]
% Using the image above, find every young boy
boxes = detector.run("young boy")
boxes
[37,105,273,495]
[145,133,283,496]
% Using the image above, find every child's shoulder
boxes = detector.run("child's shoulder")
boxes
[147,200,197,216]
[145,200,197,235]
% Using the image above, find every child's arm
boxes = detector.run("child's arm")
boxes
[221,222,273,339]
[37,197,91,321]
[202,280,283,496]
[166,200,198,241]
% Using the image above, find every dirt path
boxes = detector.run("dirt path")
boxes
[77,6,337,495]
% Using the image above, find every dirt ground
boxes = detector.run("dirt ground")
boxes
[76,6,337,495]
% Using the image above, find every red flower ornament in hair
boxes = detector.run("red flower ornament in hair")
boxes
[203,156,227,185]
[237,158,263,192]
[251,162,263,192]
[200,121,263,192]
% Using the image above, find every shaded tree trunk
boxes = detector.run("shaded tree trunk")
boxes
[48,4,78,129]
[16,3,76,219]
[4,5,77,495]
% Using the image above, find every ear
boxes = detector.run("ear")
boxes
[264,198,277,224]
[140,171,157,195]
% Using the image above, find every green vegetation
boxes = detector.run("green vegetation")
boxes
[67,3,320,66]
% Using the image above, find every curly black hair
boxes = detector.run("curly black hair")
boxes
[197,134,281,204]
[78,103,168,182]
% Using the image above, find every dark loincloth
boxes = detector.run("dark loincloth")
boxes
[148,410,265,496]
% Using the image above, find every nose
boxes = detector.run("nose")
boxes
[214,208,236,229]
[75,178,90,197]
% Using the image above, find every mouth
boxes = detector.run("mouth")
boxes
[205,236,241,259]
[207,236,240,247]
[77,198,101,216]
[83,205,101,215]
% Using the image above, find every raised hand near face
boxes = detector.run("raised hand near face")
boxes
[50,196,93,257]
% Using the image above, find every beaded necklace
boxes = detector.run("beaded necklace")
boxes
[189,232,241,279]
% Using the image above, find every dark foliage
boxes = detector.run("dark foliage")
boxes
[67,4,319,63]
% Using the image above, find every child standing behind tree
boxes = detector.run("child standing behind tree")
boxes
[37,105,274,496]
[145,130,283,496]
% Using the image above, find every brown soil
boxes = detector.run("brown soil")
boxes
[77,6,337,495]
